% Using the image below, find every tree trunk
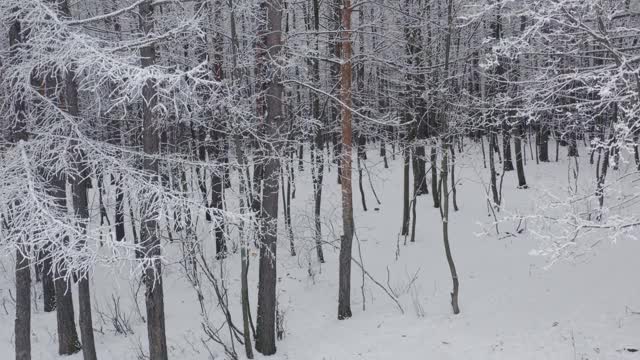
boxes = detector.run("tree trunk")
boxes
[337,0,354,320]
[450,143,459,211]
[313,143,325,263]
[430,146,439,208]
[440,0,459,314]
[54,273,81,355]
[11,20,31,360]
[255,0,284,352]
[65,55,98,360]
[413,146,428,195]
[357,152,367,211]
[514,125,528,188]
[488,133,500,207]
[39,246,56,312]
[211,152,227,257]
[568,132,579,157]
[502,127,514,171]
[114,176,126,242]
[380,140,389,168]
[401,148,410,235]
[139,2,168,359]
[15,248,31,360]
[310,0,325,264]
[440,143,460,314]
[50,172,82,356]
[538,126,549,162]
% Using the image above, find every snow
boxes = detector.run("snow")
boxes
[1,142,640,360]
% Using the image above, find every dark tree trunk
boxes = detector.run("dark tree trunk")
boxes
[401,148,410,235]
[538,127,549,162]
[357,152,367,212]
[10,19,31,360]
[78,278,96,360]
[39,246,56,312]
[211,155,227,257]
[114,176,126,242]
[502,127,514,171]
[337,0,354,321]
[440,143,460,314]
[139,2,168,359]
[413,146,428,195]
[380,140,389,168]
[49,172,82,356]
[255,0,284,352]
[480,134,487,168]
[634,137,639,170]
[450,143,459,211]
[54,274,81,355]
[65,52,98,359]
[313,146,325,263]
[255,158,280,355]
[568,132,578,157]
[15,248,31,360]
[430,146,439,208]
[488,133,500,206]
[514,125,528,188]
[298,144,304,171]
[281,168,295,256]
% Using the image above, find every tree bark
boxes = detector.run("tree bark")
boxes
[502,127,514,171]
[430,146,439,208]
[39,246,56,312]
[514,125,528,188]
[139,2,168,359]
[15,248,31,360]
[255,0,284,352]
[413,146,428,195]
[338,0,354,320]
[10,19,31,360]
[63,44,98,358]
[401,148,410,235]
[440,143,460,314]
[49,172,82,356]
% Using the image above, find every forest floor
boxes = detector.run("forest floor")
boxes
[1,141,640,360]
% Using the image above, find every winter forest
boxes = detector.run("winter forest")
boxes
[2,0,640,358]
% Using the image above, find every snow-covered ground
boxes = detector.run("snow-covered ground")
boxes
[2,142,640,359]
